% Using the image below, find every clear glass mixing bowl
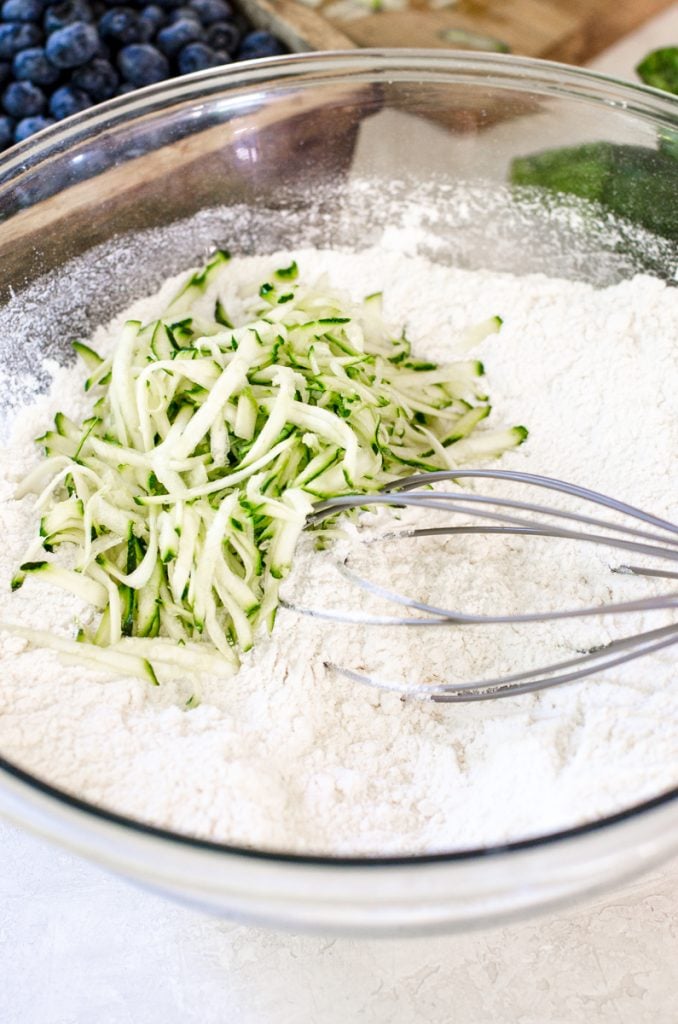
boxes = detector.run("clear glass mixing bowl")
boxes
[0,51,676,936]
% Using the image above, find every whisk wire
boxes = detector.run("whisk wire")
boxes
[327,625,678,703]
[289,469,678,702]
[385,469,678,537]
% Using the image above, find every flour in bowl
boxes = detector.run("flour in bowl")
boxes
[0,247,676,855]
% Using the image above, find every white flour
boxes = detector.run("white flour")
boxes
[0,247,676,855]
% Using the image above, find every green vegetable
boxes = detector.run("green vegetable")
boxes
[637,47,678,95]
[274,261,299,281]
[11,256,525,681]
[658,131,678,161]
[510,142,678,241]
[636,49,678,161]
[511,48,678,244]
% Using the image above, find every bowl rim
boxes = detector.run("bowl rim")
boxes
[0,48,676,868]
[0,47,676,181]
[1,752,677,867]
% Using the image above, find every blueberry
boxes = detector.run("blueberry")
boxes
[206,21,238,54]
[153,0,186,9]
[168,5,199,21]
[2,0,44,22]
[45,21,99,69]
[156,17,202,56]
[190,0,232,25]
[236,30,285,60]
[49,83,92,118]
[93,37,112,60]
[13,47,60,85]
[2,80,45,118]
[10,171,61,209]
[0,23,43,60]
[116,81,136,93]
[44,1,93,33]
[14,114,54,141]
[67,145,110,179]
[139,4,166,36]
[0,113,13,150]
[177,40,224,73]
[117,43,168,85]
[71,56,119,100]
[99,7,144,46]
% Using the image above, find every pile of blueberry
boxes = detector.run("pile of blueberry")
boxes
[0,0,286,152]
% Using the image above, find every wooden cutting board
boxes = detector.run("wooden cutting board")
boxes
[238,0,674,64]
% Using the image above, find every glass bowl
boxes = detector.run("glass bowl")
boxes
[0,50,677,936]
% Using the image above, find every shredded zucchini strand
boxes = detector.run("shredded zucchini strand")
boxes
[11,254,527,680]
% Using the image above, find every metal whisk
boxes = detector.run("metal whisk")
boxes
[284,470,678,702]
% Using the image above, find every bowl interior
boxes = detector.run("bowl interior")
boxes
[0,52,677,932]
[2,52,676,411]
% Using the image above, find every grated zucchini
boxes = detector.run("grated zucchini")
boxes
[10,255,526,681]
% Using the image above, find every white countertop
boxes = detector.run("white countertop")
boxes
[3,817,678,1024]
[2,9,678,1022]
